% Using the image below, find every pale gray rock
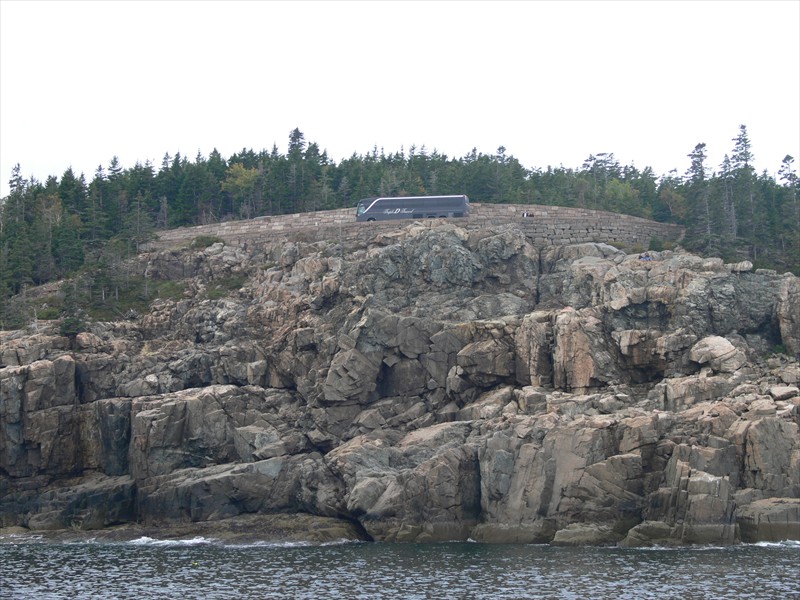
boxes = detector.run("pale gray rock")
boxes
[737,497,800,542]
[769,385,799,401]
[514,311,554,387]
[326,422,480,542]
[778,363,800,385]
[22,474,135,531]
[690,336,746,373]
[728,260,753,273]
[323,348,381,405]
[551,523,624,546]
[777,277,800,355]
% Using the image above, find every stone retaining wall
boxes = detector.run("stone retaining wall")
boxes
[147,203,684,250]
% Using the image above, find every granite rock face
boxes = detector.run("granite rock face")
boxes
[1,221,798,545]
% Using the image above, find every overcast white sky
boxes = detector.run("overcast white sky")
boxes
[1,0,798,198]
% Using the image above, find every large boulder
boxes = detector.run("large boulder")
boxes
[326,422,481,542]
[690,336,746,373]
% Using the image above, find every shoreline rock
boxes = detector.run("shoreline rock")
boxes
[2,222,798,546]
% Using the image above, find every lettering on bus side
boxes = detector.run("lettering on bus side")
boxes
[383,208,414,214]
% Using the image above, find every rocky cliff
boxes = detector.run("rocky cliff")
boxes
[1,220,798,545]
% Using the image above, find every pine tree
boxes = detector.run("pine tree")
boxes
[731,125,757,243]
[121,191,155,254]
[31,190,63,283]
[52,213,84,274]
[684,143,715,246]
[778,155,800,270]
[84,168,111,245]
[5,163,29,223]
[718,154,737,238]
[58,167,87,217]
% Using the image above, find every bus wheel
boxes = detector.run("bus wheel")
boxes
[367,218,376,222]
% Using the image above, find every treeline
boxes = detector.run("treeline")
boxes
[0,126,798,326]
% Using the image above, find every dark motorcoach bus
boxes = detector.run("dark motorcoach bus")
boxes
[355,195,470,221]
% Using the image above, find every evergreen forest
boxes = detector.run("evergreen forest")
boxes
[1,125,798,330]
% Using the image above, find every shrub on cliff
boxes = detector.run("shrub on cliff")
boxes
[191,235,224,249]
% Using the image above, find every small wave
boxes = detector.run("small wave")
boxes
[127,536,216,546]
[124,536,360,549]
[618,544,730,552]
[0,533,45,544]
[751,540,800,549]
[318,538,364,547]
[223,538,362,549]
[628,540,800,552]
[64,537,98,545]
[223,540,313,549]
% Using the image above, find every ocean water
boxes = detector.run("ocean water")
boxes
[1,536,798,600]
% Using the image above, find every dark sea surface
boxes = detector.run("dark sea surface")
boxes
[1,535,798,600]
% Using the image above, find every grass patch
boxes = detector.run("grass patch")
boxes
[648,237,675,252]
[84,277,186,320]
[191,235,224,249]
[771,344,789,357]
[37,306,62,320]
[152,280,186,301]
[206,275,247,300]
[4,269,190,328]
[32,295,65,320]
